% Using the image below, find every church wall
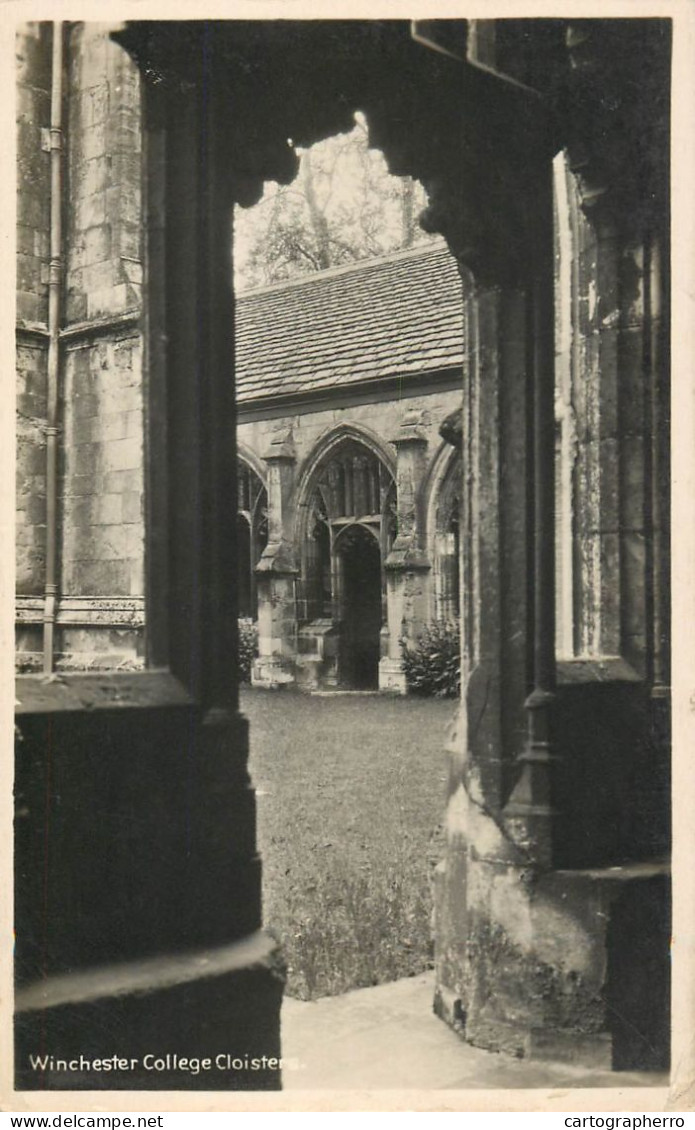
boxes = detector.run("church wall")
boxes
[15,23,145,671]
[16,342,48,601]
[16,25,51,602]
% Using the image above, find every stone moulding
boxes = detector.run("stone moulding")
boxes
[16,594,146,627]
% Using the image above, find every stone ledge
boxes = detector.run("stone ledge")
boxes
[15,669,193,714]
[15,931,284,1092]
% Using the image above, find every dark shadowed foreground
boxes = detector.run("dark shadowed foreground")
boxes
[243,688,453,999]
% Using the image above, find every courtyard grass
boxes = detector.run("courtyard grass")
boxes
[242,687,454,1000]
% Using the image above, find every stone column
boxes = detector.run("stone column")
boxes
[412,119,574,1060]
[252,425,298,688]
[379,410,430,693]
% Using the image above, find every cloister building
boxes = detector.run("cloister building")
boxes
[236,242,464,692]
[17,224,465,691]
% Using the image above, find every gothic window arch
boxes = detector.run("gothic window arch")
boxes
[433,451,461,623]
[237,459,268,619]
[299,438,396,624]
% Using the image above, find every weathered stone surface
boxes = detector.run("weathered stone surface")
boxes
[59,336,144,609]
[65,23,142,323]
[16,22,145,667]
[15,25,51,327]
[16,343,48,594]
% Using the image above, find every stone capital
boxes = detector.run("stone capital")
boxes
[385,536,431,572]
[255,539,298,576]
[262,426,296,463]
[390,410,428,448]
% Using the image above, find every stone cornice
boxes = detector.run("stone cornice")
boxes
[237,368,462,423]
[60,309,141,345]
[16,310,141,347]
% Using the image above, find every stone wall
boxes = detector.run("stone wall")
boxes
[434,151,671,1069]
[65,23,142,323]
[16,24,51,329]
[61,336,143,596]
[15,22,145,670]
[16,25,51,599]
[16,342,48,599]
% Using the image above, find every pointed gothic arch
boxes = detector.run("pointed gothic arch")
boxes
[294,423,397,531]
[295,430,396,688]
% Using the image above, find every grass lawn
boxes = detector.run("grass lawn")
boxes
[242,687,454,1000]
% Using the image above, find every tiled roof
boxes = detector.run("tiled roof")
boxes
[235,239,464,403]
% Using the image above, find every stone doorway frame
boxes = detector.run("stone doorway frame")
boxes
[14,19,671,1086]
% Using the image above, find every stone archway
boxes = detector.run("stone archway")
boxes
[426,444,462,624]
[334,523,383,689]
[237,457,267,619]
[294,435,396,690]
[14,20,670,1091]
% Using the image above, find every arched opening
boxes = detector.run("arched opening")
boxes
[335,523,382,689]
[230,104,453,1015]
[304,494,332,621]
[237,458,268,619]
[297,436,395,690]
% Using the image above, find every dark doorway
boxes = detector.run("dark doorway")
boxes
[337,525,382,689]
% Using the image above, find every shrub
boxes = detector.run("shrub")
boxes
[401,619,461,698]
[237,618,258,683]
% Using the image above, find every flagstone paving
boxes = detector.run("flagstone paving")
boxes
[281,972,670,1094]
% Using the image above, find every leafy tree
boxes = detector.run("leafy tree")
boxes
[234,114,432,291]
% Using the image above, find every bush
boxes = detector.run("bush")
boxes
[237,618,258,683]
[401,619,461,698]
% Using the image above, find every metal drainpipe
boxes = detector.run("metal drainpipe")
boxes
[42,21,64,674]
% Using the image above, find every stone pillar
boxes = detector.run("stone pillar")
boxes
[379,410,430,693]
[433,277,536,1040]
[428,19,671,1069]
[405,92,581,1059]
[503,160,559,868]
[15,25,284,1091]
[252,425,298,688]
